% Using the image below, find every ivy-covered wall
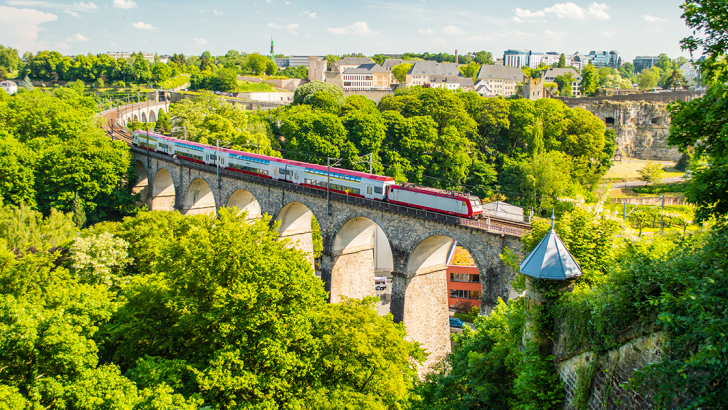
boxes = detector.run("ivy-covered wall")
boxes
[556,332,663,410]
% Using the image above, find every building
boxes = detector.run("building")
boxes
[236,91,294,104]
[680,61,699,84]
[405,61,467,88]
[523,76,545,100]
[104,51,154,63]
[474,65,523,97]
[633,56,660,73]
[274,58,290,68]
[289,55,323,67]
[564,53,585,70]
[341,63,392,90]
[308,56,327,82]
[543,67,582,96]
[446,246,481,309]
[0,80,18,95]
[503,49,531,68]
[381,59,417,71]
[330,57,374,72]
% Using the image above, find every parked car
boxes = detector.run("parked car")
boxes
[449,317,464,328]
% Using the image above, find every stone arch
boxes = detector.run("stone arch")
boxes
[133,113,139,121]
[329,217,394,304]
[224,188,261,220]
[394,234,465,371]
[605,116,615,126]
[141,112,147,122]
[158,107,165,115]
[132,160,149,203]
[182,178,216,215]
[149,109,157,123]
[274,201,315,270]
[151,168,176,211]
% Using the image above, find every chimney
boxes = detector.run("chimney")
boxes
[455,49,459,64]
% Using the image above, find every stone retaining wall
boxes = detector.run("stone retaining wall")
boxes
[556,332,664,410]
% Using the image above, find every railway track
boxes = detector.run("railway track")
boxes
[100,104,531,235]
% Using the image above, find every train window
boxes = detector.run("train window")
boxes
[374,187,382,194]
[279,168,288,175]
[462,201,467,207]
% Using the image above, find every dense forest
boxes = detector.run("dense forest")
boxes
[0,1,726,409]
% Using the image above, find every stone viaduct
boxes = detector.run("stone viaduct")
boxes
[131,146,523,369]
[113,101,170,126]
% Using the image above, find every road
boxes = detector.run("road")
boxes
[611,176,685,189]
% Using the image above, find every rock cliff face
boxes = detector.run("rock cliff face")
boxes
[572,101,681,161]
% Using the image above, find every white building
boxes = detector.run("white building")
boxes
[237,91,294,104]
[105,51,154,63]
[680,62,699,83]
[475,65,523,97]
[0,80,18,95]
[289,55,323,67]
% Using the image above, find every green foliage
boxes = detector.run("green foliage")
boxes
[93,209,425,408]
[169,91,279,157]
[0,203,76,251]
[73,191,86,228]
[454,312,476,322]
[311,214,322,258]
[413,298,525,410]
[279,66,308,79]
[154,109,171,133]
[158,74,191,90]
[667,83,728,221]
[579,63,598,95]
[392,63,413,83]
[292,80,345,106]
[0,89,136,222]
[637,161,665,183]
[675,152,691,171]
[573,356,599,410]
[458,61,480,81]
[638,69,659,90]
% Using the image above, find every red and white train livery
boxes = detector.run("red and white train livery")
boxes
[132,130,483,218]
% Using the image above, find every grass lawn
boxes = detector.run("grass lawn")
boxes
[236,81,278,93]
[603,158,681,182]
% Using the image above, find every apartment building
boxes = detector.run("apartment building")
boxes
[341,63,392,90]
[404,61,473,90]
[474,65,523,97]
[289,55,323,67]
[588,50,622,68]
[331,57,374,72]
[633,56,661,73]
[446,247,480,310]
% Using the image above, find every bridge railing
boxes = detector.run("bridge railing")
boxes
[132,146,526,237]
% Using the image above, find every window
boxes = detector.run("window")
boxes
[450,273,480,283]
[374,186,382,194]
[230,163,268,176]
[449,289,481,299]
[175,151,203,161]
[279,168,289,175]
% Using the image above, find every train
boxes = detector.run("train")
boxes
[132,130,483,218]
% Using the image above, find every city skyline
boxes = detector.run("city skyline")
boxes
[1,0,694,61]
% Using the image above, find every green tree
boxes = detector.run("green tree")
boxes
[663,69,687,90]
[0,135,37,208]
[459,61,480,81]
[554,72,576,96]
[579,63,598,95]
[391,63,412,83]
[246,53,268,75]
[637,69,659,90]
[655,53,671,71]
[265,59,278,76]
[637,161,665,184]
[558,53,566,68]
[155,109,171,133]
[324,54,340,69]
[473,50,495,65]
[292,80,345,106]
[20,74,33,90]
[281,110,352,163]
[0,203,76,251]
[72,191,86,228]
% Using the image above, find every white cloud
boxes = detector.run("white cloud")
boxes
[602,30,615,38]
[200,10,204,13]
[327,22,382,37]
[213,9,222,15]
[110,40,117,46]
[131,21,155,30]
[644,15,667,22]
[268,22,282,28]
[288,22,298,35]
[307,11,316,18]
[66,33,89,41]
[514,7,545,18]
[64,9,80,16]
[441,25,465,35]
[543,29,566,41]
[113,0,136,9]
[418,28,434,34]
[430,37,446,46]
[516,2,610,21]
[0,5,57,52]
[192,37,209,46]
[73,1,96,9]
[647,27,663,33]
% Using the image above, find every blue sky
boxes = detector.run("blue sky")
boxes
[0,0,693,61]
